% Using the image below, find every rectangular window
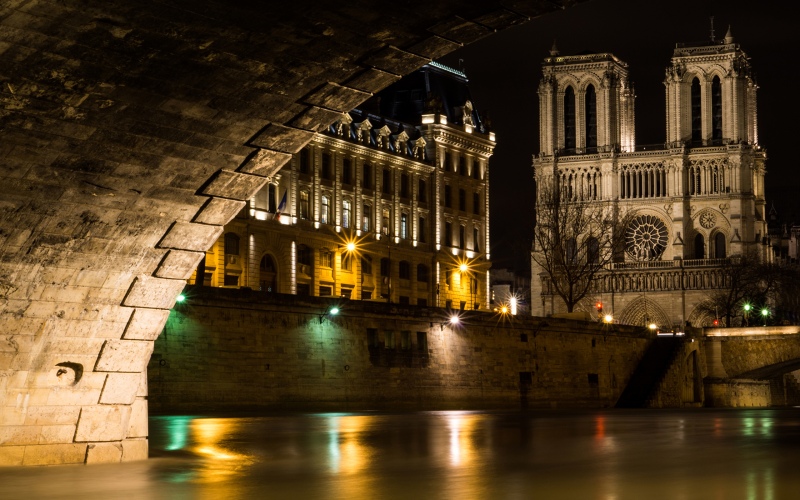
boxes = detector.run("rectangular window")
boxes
[320,195,329,224]
[400,173,409,198]
[473,227,480,252]
[342,200,351,228]
[268,184,277,212]
[321,152,332,180]
[321,250,332,268]
[362,163,372,189]
[417,298,427,307]
[362,204,371,232]
[319,285,332,296]
[444,185,451,208]
[459,188,466,211]
[300,191,309,219]
[459,155,466,176]
[401,331,411,350]
[224,274,239,287]
[380,258,390,277]
[418,217,426,243]
[342,158,352,184]
[382,169,391,194]
[473,192,480,214]
[400,213,408,239]
[399,261,410,279]
[399,296,410,305]
[417,332,427,352]
[472,162,480,179]
[342,253,352,271]
[459,225,466,249]
[445,221,452,247]
[382,208,390,236]
[418,179,427,203]
[299,148,310,174]
[445,152,452,171]
[385,331,395,349]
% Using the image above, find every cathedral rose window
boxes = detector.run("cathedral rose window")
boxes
[625,215,668,261]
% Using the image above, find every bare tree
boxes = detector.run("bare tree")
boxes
[532,178,626,313]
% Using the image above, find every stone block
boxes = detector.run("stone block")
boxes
[158,221,223,252]
[154,249,204,279]
[22,443,87,465]
[0,425,41,445]
[199,169,267,200]
[406,36,461,61]
[0,445,25,466]
[362,46,428,76]
[248,122,314,154]
[72,268,110,288]
[85,442,123,464]
[236,148,291,178]
[95,339,154,372]
[302,83,371,113]
[39,424,77,444]
[289,105,345,133]
[121,438,148,462]
[24,405,82,426]
[75,405,132,442]
[427,16,493,45]
[122,275,187,309]
[46,385,103,406]
[100,373,141,405]
[122,308,170,341]
[127,398,148,438]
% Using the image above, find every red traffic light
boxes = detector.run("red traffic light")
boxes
[713,319,719,326]
[595,302,603,311]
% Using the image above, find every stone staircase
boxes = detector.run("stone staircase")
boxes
[615,336,683,408]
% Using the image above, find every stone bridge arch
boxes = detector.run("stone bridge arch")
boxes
[0,1,584,465]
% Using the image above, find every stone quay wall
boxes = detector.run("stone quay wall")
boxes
[148,286,652,412]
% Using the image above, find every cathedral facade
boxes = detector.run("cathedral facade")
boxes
[531,29,769,329]
[195,63,495,309]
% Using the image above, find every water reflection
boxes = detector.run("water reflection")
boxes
[1,409,800,499]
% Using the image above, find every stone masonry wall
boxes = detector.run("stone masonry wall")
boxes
[148,286,651,412]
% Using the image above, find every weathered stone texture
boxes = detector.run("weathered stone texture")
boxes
[95,340,154,373]
[75,405,132,442]
[122,308,170,341]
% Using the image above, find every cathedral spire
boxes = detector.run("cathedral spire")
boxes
[724,25,734,44]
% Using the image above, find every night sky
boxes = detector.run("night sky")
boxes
[438,0,798,272]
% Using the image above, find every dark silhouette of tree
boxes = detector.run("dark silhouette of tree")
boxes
[532,179,626,312]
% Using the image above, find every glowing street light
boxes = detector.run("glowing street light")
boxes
[761,307,769,326]
[743,303,751,326]
[459,263,469,273]
[603,314,614,324]
[175,293,186,304]
[345,241,356,252]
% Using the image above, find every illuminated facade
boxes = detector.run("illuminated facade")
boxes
[197,63,495,309]
[532,30,770,328]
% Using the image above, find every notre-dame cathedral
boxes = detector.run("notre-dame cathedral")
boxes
[531,27,770,329]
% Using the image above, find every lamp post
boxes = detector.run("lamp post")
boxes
[761,307,769,327]
[743,303,751,326]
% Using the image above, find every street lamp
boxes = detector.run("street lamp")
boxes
[761,307,769,326]
[320,306,340,323]
[743,303,751,326]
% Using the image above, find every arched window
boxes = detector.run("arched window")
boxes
[566,237,578,264]
[691,77,702,144]
[712,76,722,143]
[299,190,310,219]
[585,84,597,152]
[694,233,705,259]
[714,232,726,258]
[399,260,411,280]
[361,255,373,275]
[259,255,277,293]
[268,184,277,212]
[564,86,576,152]
[297,245,312,266]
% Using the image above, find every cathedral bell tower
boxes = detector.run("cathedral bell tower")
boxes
[664,26,758,148]
[538,42,636,156]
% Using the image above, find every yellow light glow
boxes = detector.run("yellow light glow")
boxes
[649,323,657,330]
[500,305,509,314]
[459,263,468,273]
[346,242,356,252]
[603,314,613,323]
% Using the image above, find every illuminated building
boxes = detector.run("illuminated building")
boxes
[196,63,495,309]
[531,29,770,328]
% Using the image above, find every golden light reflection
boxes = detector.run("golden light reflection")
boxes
[326,414,375,500]
[190,418,254,485]
[446,412,482,468]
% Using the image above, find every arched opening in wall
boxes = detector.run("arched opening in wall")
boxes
[712,76,722,143]
[564,86,576,153]
[586,236,599,264]
[259,255,278,293]
[682,350,703,404]
[585,84,597,153]
[691,77,702,144]
[714,232,726,259]
[694,233,705,259]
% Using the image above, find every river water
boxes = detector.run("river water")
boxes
[2,408,800,499]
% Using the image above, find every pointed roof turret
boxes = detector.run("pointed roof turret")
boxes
[724,25,734,44]
[549,39,559,56]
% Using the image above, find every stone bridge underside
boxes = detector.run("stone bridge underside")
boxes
[0,0,584,466]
